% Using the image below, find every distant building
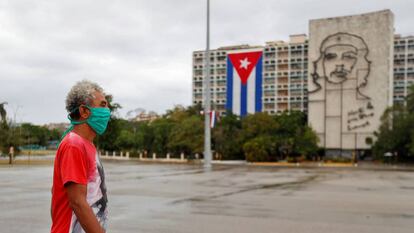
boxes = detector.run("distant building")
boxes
[192,9,414,155]
[262,34,308,114]
[192,35,308,116]
[44,123,70,132]
[393,34,414,105]
[307,10,393,153]
[131,111,159,122]
[193,12,413,117]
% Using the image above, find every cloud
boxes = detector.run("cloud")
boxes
[0,0,412,124]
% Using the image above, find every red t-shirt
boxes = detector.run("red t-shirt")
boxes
[51,132,108,233]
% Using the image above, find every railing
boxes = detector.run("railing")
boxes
[100,151,188,162]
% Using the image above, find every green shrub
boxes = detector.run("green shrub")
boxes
[243,136,273,162]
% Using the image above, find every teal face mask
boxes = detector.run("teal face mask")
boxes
[60,106,111,143]
[70,106,111,135]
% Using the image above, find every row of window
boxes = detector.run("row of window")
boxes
[264,45,309,51]
[193,76,227,82]
[395,45,414,51]
[394,53,414,58]
[194,87,227,92]
[193,63,227,69]
[193,51,226,57]
[395,39,414,44]
[393,80,414,87]
[394,67,414,72]
[395,59,414,64]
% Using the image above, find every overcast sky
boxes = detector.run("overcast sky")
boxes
[1,0,413,125]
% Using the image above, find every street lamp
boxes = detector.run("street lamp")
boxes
[203,0,212,169]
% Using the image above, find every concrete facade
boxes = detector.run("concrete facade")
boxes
[192,36,308,116]
[191,10,414,152]
[393,35,414,105]
[308,10,394,151]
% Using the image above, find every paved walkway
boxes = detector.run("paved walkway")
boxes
[0,160,414,233]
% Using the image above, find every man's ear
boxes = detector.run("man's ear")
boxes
[79,106,91,119]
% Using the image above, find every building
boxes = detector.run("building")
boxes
[307,10,394,154]
[393,34,414,105]
[192,10,413,154]
[131,111,159,123]
[193,36,414,116]
[44,123,70,132]
[263,35,308,114]
[193,45,260,114]
[192,35,309,116]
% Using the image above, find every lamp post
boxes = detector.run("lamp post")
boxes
[203,0,212,169]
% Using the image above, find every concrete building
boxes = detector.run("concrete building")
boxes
[393,34,414,105]
[44,122,70,132]
[131,111,159,123]
[192,35,308,116]
[263,35,308,114]
[307,10,394,154]
[192,10,413,154]
[193,45,260,114]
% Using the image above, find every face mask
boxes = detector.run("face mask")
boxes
[70,106,111,135]
[60,106,111,143]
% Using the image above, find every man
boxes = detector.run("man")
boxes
[8,146,14,165]
[51,80,111,233]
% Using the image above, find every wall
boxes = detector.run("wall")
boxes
[308,10,394,150]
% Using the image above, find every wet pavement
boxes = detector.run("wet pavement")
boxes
[1,160,414,233]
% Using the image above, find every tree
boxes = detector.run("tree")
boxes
[168,115,204,155]
[240,113,280,160]
[372,84,414,162]
[115,130,136,150]
[294,126,319,159]
[241,112,280,139]
[243,136,274,162]
[150,118,174,155]
[213,111,244,160]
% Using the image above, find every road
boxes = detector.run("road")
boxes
[0,160,413,233]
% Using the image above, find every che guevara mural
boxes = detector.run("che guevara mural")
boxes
[307,10,394,152]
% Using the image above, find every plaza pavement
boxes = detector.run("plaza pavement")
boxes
[0,159,414,233]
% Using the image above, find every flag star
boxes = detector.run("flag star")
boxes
[239,57,251,70]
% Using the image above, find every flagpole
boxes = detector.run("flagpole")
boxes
[204,0,212,169]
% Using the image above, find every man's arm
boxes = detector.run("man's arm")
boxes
[65,182,105,233]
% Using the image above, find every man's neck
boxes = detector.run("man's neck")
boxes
[72,124,96,142]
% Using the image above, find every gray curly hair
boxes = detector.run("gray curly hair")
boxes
[66,80,105,118]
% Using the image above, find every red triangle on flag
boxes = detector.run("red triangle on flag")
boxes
[228,51,262,85]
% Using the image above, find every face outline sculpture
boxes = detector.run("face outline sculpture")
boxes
[310,32,371,99]
[323,44,358,84]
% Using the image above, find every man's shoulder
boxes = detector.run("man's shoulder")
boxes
[58,132,89,151]
[57,132,97,159]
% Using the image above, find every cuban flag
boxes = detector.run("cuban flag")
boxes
[226,50,263,116]
[209,110,216,128]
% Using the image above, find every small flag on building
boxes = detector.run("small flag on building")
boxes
[209,110,216,128]
[226,50,263,116]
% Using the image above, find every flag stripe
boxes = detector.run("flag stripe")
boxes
[240,82,247,116]
[247,68,256,114]
[210,110,215,128]
[255,56,263,112]
[226,58,233,111]
[233,69,241,115]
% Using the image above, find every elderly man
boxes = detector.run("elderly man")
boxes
[51,80,111,233]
